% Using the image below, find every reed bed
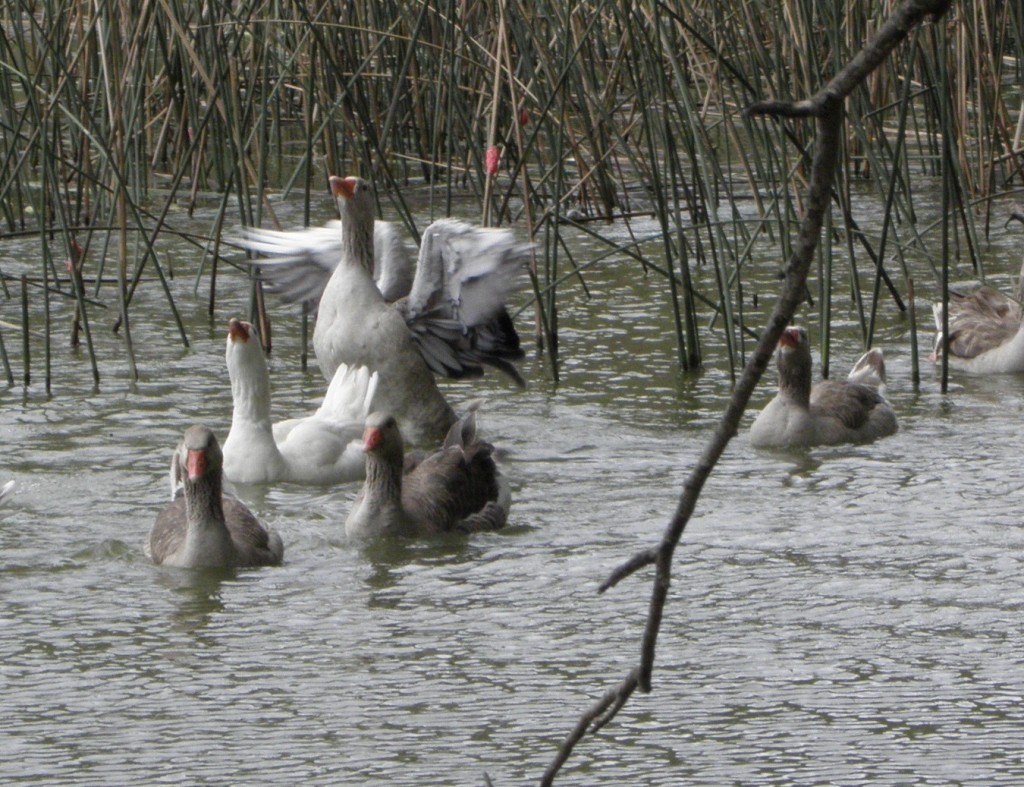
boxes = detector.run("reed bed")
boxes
[0,0,1022,384]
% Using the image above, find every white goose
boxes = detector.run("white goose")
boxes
[930,208,1024,374]
[750,326,898,448]
[222,317,377,485]
[149,425,284,569]
[239,175,530,446]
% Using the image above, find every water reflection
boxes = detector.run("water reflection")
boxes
[152,566,229,637]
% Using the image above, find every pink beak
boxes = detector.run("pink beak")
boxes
[363,426,382,452]
[186,449,207,480]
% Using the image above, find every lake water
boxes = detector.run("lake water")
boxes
[2,196,1024,785]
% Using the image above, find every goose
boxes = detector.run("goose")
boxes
[930,207,1024,374]
[239,175,530,446]
[345,410,511,540]
[148,425,284,568]
[222,317,377,485]
[750,326,898,448]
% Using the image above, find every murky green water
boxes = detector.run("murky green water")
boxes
[2,197,1024,784]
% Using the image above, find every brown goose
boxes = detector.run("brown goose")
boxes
[240,175,530,446]
[345,410,511,540]
[750,326,898,448]
[930,207,1024,374]
[148,425,284,568]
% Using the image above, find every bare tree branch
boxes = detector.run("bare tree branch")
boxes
[597,548,657,593]
[541,669,641,785]
[542,0,954,782]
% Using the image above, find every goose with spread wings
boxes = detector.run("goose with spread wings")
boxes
[239,176,530,446]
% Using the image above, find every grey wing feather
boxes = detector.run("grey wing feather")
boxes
[454,471,511,533]
[846,348,886,389]
[372,221,414,301]
[934,288,1022,359]
[236,223,341,309]
[222,494,284,563]
[401,219,530,384]
[406,219,528,326]
[147,493,186,563]
[415,325,478,379]
[810,380,884,431]
[454,500,508,533]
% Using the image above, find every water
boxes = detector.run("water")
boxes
[2,203,1024,785]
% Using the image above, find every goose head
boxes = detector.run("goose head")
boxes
[361,411,405,465]
[776,326,813,405]
[172,424,224,490]
[330,175,376,228]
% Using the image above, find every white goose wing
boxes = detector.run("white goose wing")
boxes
[405,219,526,324]
[372,221,415,302]
[238,222,342,309]
[397,219,530,385]
[314,363,380,425]
[238,220,414,308]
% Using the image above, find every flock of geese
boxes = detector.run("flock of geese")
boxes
[752,210,1024,448]
[6,185,1019,569]
[147,176,528,568]
[147,198,1024,568]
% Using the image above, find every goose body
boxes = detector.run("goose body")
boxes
[222,318,376,485]
[931,284,1024,374]
[750,327,898,449]
[240,175,530,446]
[931,207,1024,374]
[149,425,284,568]
[345,410,511,540]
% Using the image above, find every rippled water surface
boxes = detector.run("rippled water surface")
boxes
[3,203,1024,785]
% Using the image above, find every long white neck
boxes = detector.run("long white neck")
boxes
[229,346,274,428]
[224,343,287,481]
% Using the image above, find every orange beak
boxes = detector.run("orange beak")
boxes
[778,328,800,349]
[330,175,357,200]
[228,318,250,343]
